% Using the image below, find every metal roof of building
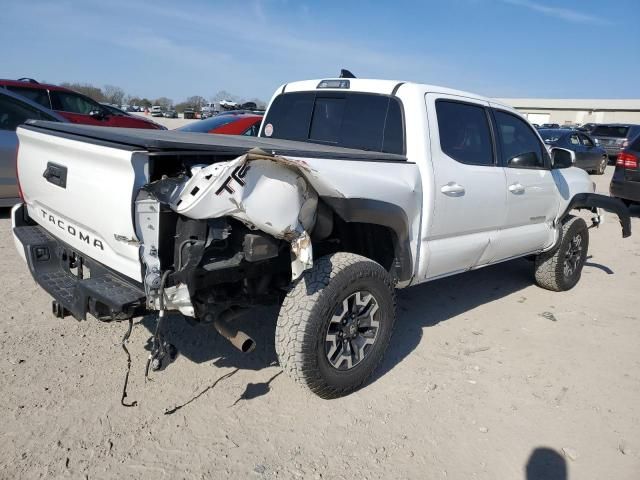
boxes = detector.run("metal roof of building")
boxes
[495,98,640,111]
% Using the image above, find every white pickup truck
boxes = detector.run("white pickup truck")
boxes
[12,76,631,399]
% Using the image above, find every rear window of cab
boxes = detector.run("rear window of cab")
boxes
[261,91,405,155]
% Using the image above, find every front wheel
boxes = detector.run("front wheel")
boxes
[534,216,589,292]
[276,252,396,399]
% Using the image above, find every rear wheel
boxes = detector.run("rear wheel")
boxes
[534,216,589,292]
[276,252,396,399]
[596,155,607,175]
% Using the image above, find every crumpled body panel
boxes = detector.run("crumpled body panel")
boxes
[155,151,318,279]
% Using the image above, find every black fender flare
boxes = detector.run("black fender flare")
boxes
[321,197,413,283]
[559,193,631,238]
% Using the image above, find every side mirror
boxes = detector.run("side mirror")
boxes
[508,151,541,168]
[89,109,107,120]
[551,147,575,169]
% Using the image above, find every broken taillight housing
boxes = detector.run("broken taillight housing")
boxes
[617,151,638,169]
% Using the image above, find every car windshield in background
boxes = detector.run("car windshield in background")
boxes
[591,125,629,138]
[538,129,565,143]
[261,92,404,154]
[177,115,237,133]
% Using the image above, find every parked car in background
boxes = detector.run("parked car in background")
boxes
[610,135,640,207]
[150,106,164,117]
[541,123,560,128]
[577,123,598,133]
[0,88,67,206]
[538,129,608,174]
[0,78,164,129]
[177,112,263,136]
[100,103,130,116]
[590,124,640,161]
[219,99,238,109]
[164,110,178,118]
[183,108,197,119]
[201,102,217,119]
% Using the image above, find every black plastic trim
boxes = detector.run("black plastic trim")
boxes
[322,197,413,282]
[560,193,631,238]
[13,206,146,320]
[391,82,405,96]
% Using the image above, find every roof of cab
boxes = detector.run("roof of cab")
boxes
[279,78,516,113]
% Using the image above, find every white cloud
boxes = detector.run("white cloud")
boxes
[500,0,611,25]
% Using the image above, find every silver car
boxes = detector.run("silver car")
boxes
[0,88,66,207]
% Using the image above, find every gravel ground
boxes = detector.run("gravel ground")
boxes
[0,169,638,479]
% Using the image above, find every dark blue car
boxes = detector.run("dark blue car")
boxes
[538,129,608,175]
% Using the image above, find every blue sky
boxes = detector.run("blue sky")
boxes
[2,0,639,102]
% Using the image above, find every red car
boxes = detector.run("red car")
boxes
[0,78,164,129]
[177,112,263,136]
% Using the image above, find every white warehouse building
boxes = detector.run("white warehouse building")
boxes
[495,98,640,126]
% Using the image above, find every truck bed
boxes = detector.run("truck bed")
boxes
[20,121,407,162]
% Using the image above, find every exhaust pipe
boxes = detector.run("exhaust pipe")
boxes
[211,310,256,353]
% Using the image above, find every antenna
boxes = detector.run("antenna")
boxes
[339,69,356,79]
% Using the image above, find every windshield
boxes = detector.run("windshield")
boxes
[177,115,237,133]
[538,129,564,143]
[591,125,630,138]
[261,91,405,154]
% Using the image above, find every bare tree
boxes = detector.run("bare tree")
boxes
[211,90,239,102]
[60,82,105,103]
[185,95,207,110]
[103,85,126,106]
[153,97,173,109]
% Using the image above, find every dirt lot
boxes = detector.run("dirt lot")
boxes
[1,170,638,479]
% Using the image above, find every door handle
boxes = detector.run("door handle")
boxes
[440,182,465,196]
[43,162,67,189]
[508,183,525,194]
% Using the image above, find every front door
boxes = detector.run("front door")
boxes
[422,94,507,280]
[490,108,559,260]
[579,133,602,169]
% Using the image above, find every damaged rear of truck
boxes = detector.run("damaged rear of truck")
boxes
[13,117,420,398]
[13,79,631,399]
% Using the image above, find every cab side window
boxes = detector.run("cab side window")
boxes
[435,100,494,166]
[494,111,546,169]
[569,134,580,146]
[580,134,594,147]
[50,91,99,114]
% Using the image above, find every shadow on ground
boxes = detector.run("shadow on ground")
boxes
[140,258,543,390]
[525,447,567,480]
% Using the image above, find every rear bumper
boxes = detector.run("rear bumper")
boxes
[610,178,640,202]
[603,145,623,157]
[12,204,146,321]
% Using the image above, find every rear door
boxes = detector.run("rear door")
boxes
[490,108,558,259]
[424,94,507,279]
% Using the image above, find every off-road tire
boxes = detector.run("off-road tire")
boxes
[276,252,396,399]
[534,216,589,292]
